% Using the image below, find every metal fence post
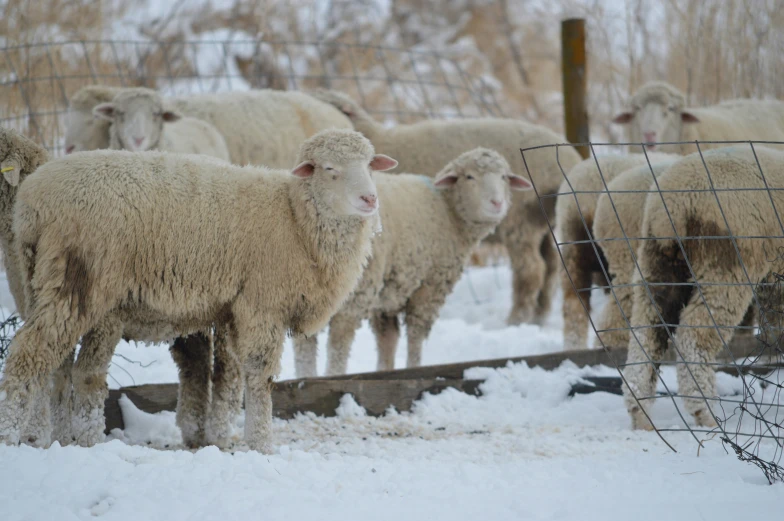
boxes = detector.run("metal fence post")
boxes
[561,18,589,159]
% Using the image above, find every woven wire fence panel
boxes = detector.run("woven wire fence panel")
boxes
[523,140,784,484]
[0,39,504,156]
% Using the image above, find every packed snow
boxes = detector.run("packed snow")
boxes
[0,265,781,520]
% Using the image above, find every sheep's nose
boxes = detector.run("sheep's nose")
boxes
[643,131,656,143]
[360,194,377,207]
[65,145,75,154]
[491,199,503,210]
[134,137,145,147]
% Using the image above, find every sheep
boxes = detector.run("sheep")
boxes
[556,152,677,350]
[623,145,783,430]
[612,81,784,155]
[66,86,353,167]
[64,85,123,154]
[591,158,679,350]
[307,89,582,326]
[92,88,230,161]
[293,148,530,377]
[0,127,55,447]
[0,128,396,452]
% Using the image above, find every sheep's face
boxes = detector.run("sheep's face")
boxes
[434,149,531,223]
[613,99,699,151]
[64,108,111,154]
[93,94,181,152]
[292,155,397,218]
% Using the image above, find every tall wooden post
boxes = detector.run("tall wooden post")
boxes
[561,18,590,159]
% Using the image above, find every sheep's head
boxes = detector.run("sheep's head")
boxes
[434,148,530,224]
[0,127,48,189]
[612,81,698,150]
[93,88,182,152]
[65,85,121,154]
[293,129,396,219]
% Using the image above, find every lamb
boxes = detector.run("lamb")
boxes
[308,89,582,325]
[293,148,530,377]
[0,128,397,453]
[64,85,122,154]
[612,81,784,155]
[93,88,230,161]
[556,152,677,350]
[623,145,783,430]
[66,86,353,167]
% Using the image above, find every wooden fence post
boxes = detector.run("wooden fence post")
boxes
[561,18,590,159]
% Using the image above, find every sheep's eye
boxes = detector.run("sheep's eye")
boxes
[325,167,334,171]
[668,106,677,112]
[466,175,475,180]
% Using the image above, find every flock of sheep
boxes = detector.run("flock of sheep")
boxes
[0,78,782,452]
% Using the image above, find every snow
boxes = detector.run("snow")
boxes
[0,264,782,519]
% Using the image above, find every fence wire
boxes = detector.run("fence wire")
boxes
[524,140,784,484]
[0,39,503,156]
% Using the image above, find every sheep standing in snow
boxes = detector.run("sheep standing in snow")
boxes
[308,89,581,326]
[624,145,783,430]
[293,148,530,377]
[0,129,394,452]
[66,86,352,167]
[612,81,784,155]
[556,153,677,350]
[64,85,122,154]
[93,88,230,161]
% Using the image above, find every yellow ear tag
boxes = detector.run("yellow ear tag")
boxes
[0,166,15,173]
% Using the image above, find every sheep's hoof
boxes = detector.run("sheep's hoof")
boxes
[630,408,655,431]
[506,308,533,326]
[247,441,274,455]
[693,409,718,429]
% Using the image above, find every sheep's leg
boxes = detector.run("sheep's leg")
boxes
[370,312,400,372]
[559,242,594,350]
[48,348,75,445]
[325,314,360,376]
[404,285,445,368]
[735,304,757,337]
[623,241,693,431]
[69,317,123,446]
[534,235,558,326]
[170,332,212,448]
[505,236,546,326]
[239,323,284,454]
[594,276,634,350]
[674,283,751,428]
[292,334,318,378]
[206,323,243,449]
[0,307,94,445]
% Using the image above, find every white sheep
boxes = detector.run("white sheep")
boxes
[308,89,582,325]
[93,88,230,161]
[293,148,530,377]
[64,85,122,154]
[0,128,397,453]
[556,152,677,350]
[66,86,353,167]
[612,81,784,155]
[623,145,782,430]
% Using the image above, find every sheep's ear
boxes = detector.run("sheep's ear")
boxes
[370,154,397,172]
[612,112,633,124]
[292,161,315,178]
[340,103,355,117]
[1,160,20,187]
[508,174,533,191]
[162,110,182,123]
[93,103,117,121]
[434,168,459,188]
[681,111,700,124]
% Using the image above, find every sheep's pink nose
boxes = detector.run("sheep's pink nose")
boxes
[643,132,656,143]
[491,199,503,210]
[65,145,75,154]
[360,194,377,207]
[133,137,145,147]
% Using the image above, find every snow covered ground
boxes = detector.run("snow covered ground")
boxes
[0,265,781,520]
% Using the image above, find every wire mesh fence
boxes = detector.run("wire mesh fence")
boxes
[524,140,784,483]
[0,39,504,156]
